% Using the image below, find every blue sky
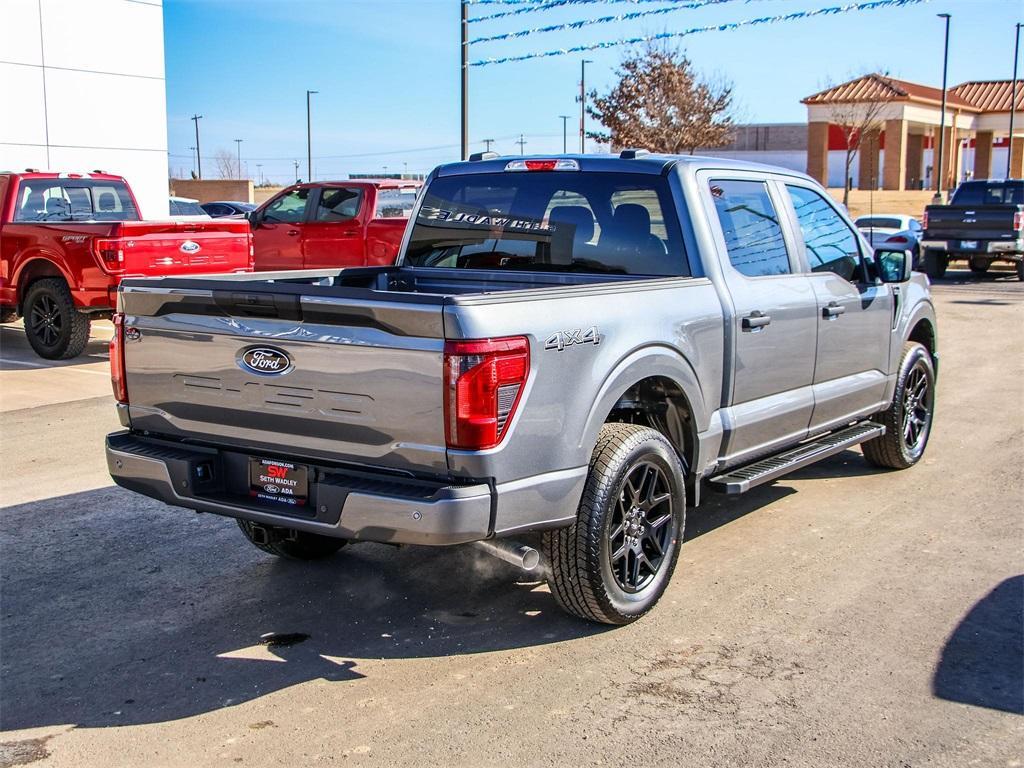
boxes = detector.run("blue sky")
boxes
[164,0,1019,183]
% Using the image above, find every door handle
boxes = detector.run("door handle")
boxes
[741,311,771,331]
[822,302,846,319]
[286,229,300,236]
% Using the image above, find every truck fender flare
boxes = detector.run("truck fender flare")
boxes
[579,343,707,462]
[12,253,77,301]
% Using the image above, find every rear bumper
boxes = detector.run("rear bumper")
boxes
[920,238,1023,257]
[106,431,492,545]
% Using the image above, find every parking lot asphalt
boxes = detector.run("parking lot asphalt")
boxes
[1,271,1021,768]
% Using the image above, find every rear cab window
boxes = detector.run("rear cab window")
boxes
[13,178,139,222]
[405,172,688,276]
[950,181,1024,206]
[374,187,420,219]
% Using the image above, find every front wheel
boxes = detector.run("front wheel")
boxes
[543,423,686,625]
[1016,260,1024,281]
[862,342,935,469]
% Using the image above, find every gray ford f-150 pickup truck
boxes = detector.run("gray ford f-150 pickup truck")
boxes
[106,152,938,625]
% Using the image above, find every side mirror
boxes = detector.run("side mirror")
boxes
[874,248,913,283]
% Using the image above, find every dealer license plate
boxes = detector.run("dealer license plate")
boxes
[249,458,309,506]
[961,240,978,250]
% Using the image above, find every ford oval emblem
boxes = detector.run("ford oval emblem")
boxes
[180,240,201,254]
[240,346,292,376]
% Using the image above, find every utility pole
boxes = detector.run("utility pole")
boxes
[579,60,593,153]
[234,138,243,178]
[1008,23,1022,179]
[306,89,318,182]
[189,146,197,177]
[257,164,263,186]
[461,0,469,161]
[483,138,495,152]
[403,161,408,176]
[516,134,527,155]
[559,115,570,153]
[934,13,951,202]
[191,114,203,179]
[293,160,299,183]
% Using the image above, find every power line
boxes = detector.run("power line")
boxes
[471,0,931,65]
[471,0,750,43]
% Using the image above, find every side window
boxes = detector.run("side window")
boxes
[709,179,791,277]
[315,187,362,222]
[264,188,310,223]
[785,185,862,282]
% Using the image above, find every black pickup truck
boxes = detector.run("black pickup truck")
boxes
[920,179,1024,280]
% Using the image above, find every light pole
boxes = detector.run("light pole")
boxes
[934,13,951,202]
[234,138,243,178]
[483,138,495,152]
[293,160,299,183]
[306,89,318,182]
[559,115,571,153]
[461,0,469,160]
[257,164,263,186]
[191,114,203,179]
[1008,23,1022,179]
[579,59,593,153]
[188,146,197,177]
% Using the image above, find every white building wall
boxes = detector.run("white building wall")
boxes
[0,0,169,217]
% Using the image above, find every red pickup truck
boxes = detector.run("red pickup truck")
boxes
[0,171,253,359]
[251,179,421,270]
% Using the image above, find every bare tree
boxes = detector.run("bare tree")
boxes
[214,148,239,179]
[587,44,734,155]
[818,75,890,206]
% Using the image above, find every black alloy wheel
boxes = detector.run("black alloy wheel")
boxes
[606,461,676,593]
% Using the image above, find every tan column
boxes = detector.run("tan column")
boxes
[806,121,830,186]
[973,131,994,179]
[933,126,953,191]
[906,133,924,189]
[858,128,881,190]
[1011,136,1024,179]
[882,119,908,190]
[949,127,964,188]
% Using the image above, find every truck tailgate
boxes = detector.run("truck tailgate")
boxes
[119,284,447,474]
[118,220,252,275]
[925,206,1020,240]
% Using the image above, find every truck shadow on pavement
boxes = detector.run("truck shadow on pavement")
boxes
[0,325,110,370]
[0,472,810,731]
[932,575,1024,715]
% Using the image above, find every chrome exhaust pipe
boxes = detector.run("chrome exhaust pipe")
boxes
[472,539,541,571]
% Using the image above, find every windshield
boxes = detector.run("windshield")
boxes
[856,217,903,230]
[375,187,420,218]
[14,179,139,222]
[950,182,1024,206]
[404,172,687,276]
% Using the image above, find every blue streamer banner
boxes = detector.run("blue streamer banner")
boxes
[471,0,754,44]
[469,0,708,24]
[470,0,929,65]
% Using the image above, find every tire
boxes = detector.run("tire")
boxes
[22,278,91,360]
[1016,261,1024,281]
[543,423,686,625]
[237,519,347,561]
[922,250,948,280]
[969,259,990,274]
[0,307,18,324]
[862,342,935,470]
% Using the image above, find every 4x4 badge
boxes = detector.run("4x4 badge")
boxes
[545,326,602,352]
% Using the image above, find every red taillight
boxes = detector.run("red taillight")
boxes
[443,336,529,450]
[110,313,128,404]
[885,235,909,244]
[1014,211,1023,231]
[922,211,929,230]
[94,238,125,271]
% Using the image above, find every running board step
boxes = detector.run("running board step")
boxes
[708,422,885,495]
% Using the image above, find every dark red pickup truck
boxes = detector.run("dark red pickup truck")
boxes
[251,179,421,270]
[0,171,253,359]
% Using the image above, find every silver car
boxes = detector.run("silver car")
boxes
[855,214,923,264]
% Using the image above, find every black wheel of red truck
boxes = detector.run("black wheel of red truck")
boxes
[969,259,990,273]
[862,342,935,470]
[23,278,91,360]
[237,519,347,560]
[922,251,947,280]
[543,423,685,625]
